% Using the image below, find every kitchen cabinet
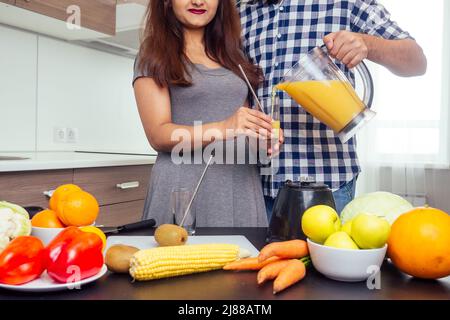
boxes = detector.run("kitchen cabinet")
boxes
[14,0,116,35]
[73,166,151,206]
[0,170,73,208]
[97,200,146,226]
[0,165,152,226]
[0,1,15,5]
[73,165,151,226]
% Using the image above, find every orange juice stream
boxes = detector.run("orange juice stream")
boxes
[275,80,364,132]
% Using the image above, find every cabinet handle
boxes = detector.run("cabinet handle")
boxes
[43,190,55,198]
[116,181,140,190]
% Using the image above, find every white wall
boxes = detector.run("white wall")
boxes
[0,25,37,151]
[0,24,153,154]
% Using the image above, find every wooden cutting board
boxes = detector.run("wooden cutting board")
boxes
[106,235,260,257]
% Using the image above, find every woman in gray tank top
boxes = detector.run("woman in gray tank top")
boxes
[133,0,283,227]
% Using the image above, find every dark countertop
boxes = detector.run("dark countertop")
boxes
[1,228,449,300]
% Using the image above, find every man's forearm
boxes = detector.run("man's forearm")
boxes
[361,34,427,77]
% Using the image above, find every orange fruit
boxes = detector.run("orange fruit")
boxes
[49,184,82,211]
[387,207,450,279]
[79,226,107,251]
[56,190,99,227]
[31,209,65,228]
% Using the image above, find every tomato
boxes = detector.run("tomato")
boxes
[0,236,46,285]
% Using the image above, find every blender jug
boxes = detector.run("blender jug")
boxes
[276,45,375,143]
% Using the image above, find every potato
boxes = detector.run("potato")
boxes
[105,244,139,273]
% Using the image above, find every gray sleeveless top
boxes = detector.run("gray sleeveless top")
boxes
[133,62,268,227]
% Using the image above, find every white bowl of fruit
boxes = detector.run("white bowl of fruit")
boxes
[30,184,100,245]
[302,205,391,282]
[306,239,387,282]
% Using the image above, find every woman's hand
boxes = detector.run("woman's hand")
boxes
[222,107,273,139]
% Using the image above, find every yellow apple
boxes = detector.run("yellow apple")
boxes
[302,205,341,244]
[351,213,391,249]
[324,231,359,250]
[341,220,353,236]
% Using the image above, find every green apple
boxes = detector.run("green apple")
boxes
[301,205,341,244]
[324,232,359,250]
[351,213,391,249]
[341,220,353,236]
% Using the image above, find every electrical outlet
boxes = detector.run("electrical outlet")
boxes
[53,127,67,143]
[67,127,79,144]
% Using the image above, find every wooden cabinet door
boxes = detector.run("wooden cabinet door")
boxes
[0,170,73,208]
[73,165,152,206]
[15,0,116,35]
[0,1,16,5]
[96,200,145,227]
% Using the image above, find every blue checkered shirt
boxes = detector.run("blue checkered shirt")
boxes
[238,0,411,197]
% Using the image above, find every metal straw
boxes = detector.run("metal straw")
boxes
[179,154,214,227]
[238,64,266,114]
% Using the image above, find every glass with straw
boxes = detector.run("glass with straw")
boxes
[271,94,280,142]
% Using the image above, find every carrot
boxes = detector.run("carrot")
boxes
[223,256,280,271]
[273,259,306,294]
[257,259,290,285]
[258,240,308,262]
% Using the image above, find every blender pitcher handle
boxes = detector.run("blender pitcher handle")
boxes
[355,61,374,109]
[319,44,374,108]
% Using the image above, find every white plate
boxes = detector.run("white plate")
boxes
[106,235,260,257]
[0,265,108,292]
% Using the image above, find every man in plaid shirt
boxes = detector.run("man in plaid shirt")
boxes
[238,0,427,217]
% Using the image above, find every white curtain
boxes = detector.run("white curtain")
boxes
[356,0,450,208]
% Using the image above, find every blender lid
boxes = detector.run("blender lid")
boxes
[285,179,330,190]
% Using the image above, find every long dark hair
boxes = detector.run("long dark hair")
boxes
[137,0,263,89]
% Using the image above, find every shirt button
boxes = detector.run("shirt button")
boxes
[277,33,282,39]
[279,6,284,11]
[275,62,279,68]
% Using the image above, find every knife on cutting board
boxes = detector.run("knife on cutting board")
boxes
[99,219,156,235]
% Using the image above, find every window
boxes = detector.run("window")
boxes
[359,0,449,166]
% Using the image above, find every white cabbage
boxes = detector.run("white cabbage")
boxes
[0,203,32,241]
[341,192,414,225]
[0,201,30,219]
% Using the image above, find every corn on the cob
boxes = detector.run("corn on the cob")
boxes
[129,243,246,281]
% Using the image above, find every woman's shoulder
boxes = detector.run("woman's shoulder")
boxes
[132,56,153,86]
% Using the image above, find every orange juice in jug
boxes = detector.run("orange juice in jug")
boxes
[275,80,365,133]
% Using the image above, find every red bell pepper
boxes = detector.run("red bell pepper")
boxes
[0,236,46,285]
[45,226,104,283]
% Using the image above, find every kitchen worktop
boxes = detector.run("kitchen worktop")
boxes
[1,228,449,300]
[0,151,157,172]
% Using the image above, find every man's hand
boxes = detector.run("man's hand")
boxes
[324,31,427,77]
[323,31,368,69]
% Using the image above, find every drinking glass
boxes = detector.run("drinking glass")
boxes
[270,95,281,141]
[171,188,196,235]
